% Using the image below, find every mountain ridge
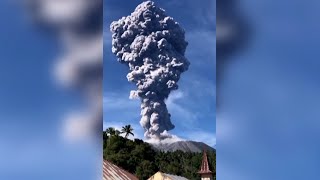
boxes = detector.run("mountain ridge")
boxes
[149,140,215,153]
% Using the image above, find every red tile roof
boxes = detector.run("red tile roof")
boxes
[103,160,138,180]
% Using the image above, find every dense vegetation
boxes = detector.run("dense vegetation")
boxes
[103,126,216,180]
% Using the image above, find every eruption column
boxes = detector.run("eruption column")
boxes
[110,1,190,140]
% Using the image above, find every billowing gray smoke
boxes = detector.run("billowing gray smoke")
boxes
[23,0,103,142]
[110,1,190,140]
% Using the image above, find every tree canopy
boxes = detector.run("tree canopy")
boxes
[121,125,134,138]
[103,126,216,180]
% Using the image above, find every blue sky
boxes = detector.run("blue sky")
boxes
[217,0,320,179]
[103,0,216,146]
[0,1,100,179]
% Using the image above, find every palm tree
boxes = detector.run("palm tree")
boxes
[115,130,121,136]
[106,127,116,136]
[121,125,134,138]
[103,130,108,140]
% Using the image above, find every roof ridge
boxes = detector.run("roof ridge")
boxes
[103,160,138,180]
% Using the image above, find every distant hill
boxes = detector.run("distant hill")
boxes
[150,140,215,153]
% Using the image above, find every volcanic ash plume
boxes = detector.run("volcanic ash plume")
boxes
[110,1,190,140]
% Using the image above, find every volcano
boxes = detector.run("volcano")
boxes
[149,140,215,153]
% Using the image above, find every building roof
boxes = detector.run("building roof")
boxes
[148,172,189,180]
[198,151,213,174]
[103,160,138,180]
[164,173,189,180]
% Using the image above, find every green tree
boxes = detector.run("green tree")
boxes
[115,129,121,136]
[103,126,216,180]
[121,125,134,138]
[106,127,116,136]
[136,160,157,180]
[103,130,109,149]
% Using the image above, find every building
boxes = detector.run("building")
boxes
[148,172,189,180]
[103,160,138,180]
[198,151,213,180]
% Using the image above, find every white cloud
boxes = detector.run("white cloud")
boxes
[103,92,140,110]
[103,90,143,139]
[103,30,112,49]
[166,90,198,125]
[27,0,101,28]
[54,33,103,87]
[61,111,97,143]
[184,75,216,98]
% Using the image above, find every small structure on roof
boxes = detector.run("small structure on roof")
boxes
[148,172,189,180]
[103,160,138,180]
[198,151,213,180]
